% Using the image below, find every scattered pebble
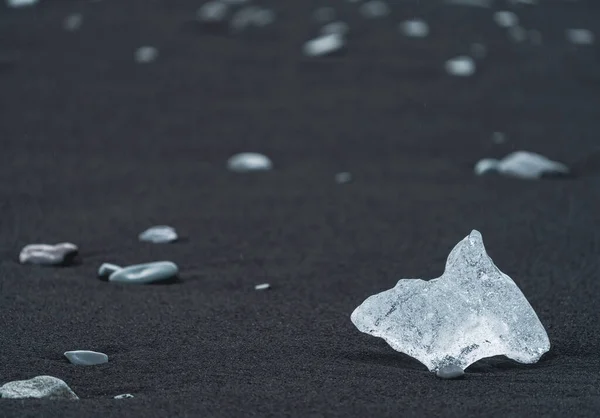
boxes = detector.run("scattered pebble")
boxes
[139,225,178,244]
[255,283,271,290]
[566,29,595,45]
[436,365,465,379]
[102,261,179,284]
[0,376,78,400]
[491,131,507,144]
[359,0,390,19]
[313,7,336,23]
[6,0,38,7]
[19,243,79,266]
[321,21,349,37]
[399,19,429,38]
[63,13,83,31]
[444,56,476,77]
[64,350,108,366]
[303,33,345,57]
[114,393,135,399]
[134,46,158,64]
[507,26,527,43]
[227,152,273,172]
[470,43,487,59]
[335,172,352,184]
[493,11,519,28]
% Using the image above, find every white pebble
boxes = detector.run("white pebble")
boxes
[63,13,83,31]
[359,0,390,18]
[399,19,429,38]
[335,172,352,184]
[227,152,273,172]
[134,46,158,64]
[444,56,476,77]
[303,33,345,57]
[321,21,350,36]
[566,29,595,45]
[493,11,519,28]
[491,132,507,144]
[255,283,271,290]
[6,0,38,7]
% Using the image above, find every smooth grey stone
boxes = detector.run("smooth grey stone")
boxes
[0,376,78,399]
[109,261,179,284]
[436,365,465,379]
[64,350,108,366]
[98,263,122,278]
[114,393,134,399]
[19,242,79,266]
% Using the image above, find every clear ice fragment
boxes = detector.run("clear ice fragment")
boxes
[227,152,273,172]
[139,225,178,243]
[475,151,569,179]
[351,230,550,372]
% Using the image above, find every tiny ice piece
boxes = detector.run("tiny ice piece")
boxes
[6,0,38,7]
[566,29,595,45]
[445,56,475,77]
[436,365,465,379]
[0,376,78,400]
[351,230,550,372]
[475,151,569,179]
[135,46,158,64]
[359,0,390,19]
[64,350,108,366]
[493,11,519,28]
[335,172,352,184]
[198,1,229,22]
[399,19,429,38]
[255,283,270,290]
[114,393,134,399]
[303,33,345,57]
[63,13,83,31]
[139,225,178,243]
[19,242,79,266]
[108,261,179,284]
[227,152,273,172]
[98,263,122,278]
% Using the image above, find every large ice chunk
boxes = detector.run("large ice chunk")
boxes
[351,230,550,372]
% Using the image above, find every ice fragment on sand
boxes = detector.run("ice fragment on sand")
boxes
[303,33,345,57]
[98,263,122,278]
[6,0,38,7]
[359,1,390,19]
[64,350,108,366]
[321,22,349,37]
[445,56,475,77]
[114,393,134,399]
[106,261,179,284]
[135,46,158,64]
[335,172,352,184]
[399,19,429,38]
[227,152,273,172]
[63,13,83,31]
[351,230,550,372]
[566,29,595,45]
[19,243,78,266]
[255,283,270,290]
[474,151,569,179]
[437,365,465,379]
[139,225,178,243]
[444,0,492,8]
[0,376,78,399]
[493,11,519,28]
[198,1,229,23]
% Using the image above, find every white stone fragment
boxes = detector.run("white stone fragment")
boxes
[443,0,492,8]
[335,172,352,184]
[351,230,551,372]
[399,19,429,38]
[134,46,158,64]
[198,1,229,22]
[0,376,78,400]
[313,7,336,23]
[475,151,569,179]
[303,33,345,57]
[255,283,271,290]
[139,225,178,243]
[321,21,349,36]
[64,350,109,366]
[493,11,519,28]
[63,13,83,31]
[6,0,38,7]
[114,393,135,399]
[566,29,595,45]
[444,56,476,77]
[227,152,273,172]
[359,0,390,18]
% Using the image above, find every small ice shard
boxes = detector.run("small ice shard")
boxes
[19,243,79,266]
[399,19,429,38]
[321,21,349,37]
[114,393,134,399]
[108,261,179,284]
[64,350,108,366]
[134,46,158,64]
[98,263,122,278]
[359,0,390,19]
[255,283,270,290]
[303,33,345,57]
[474,151,569,179]
[351,230,551,373]
[227,152,273,172]
[445,56,476,77]
[6,0,38,7]
[313,7,336,23]
[0,376,78,400]
[198,1,229,23]
[138,225,178,243]
[335,172,352,184]
[566,29,595,46]
[63,13,83,31]
[493,11,519,28]
[436,365,465,379]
